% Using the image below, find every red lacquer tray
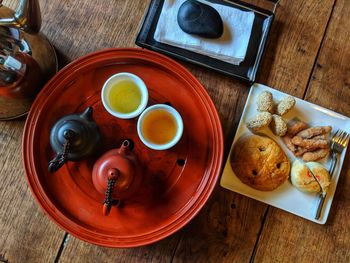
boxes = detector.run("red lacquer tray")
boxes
[22,48,223,247]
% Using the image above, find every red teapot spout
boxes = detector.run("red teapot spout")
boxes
[119,140,130,155]
[92,140,142,216]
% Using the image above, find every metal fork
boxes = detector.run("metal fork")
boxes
[315,130,350,220]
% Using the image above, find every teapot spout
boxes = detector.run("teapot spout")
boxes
[79,107,93,121]
[118,140,131,155]
[0,0,41,34]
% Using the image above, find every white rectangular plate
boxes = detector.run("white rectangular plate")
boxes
[220,83,350,224]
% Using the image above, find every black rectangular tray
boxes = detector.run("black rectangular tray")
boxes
[136,0,275,83]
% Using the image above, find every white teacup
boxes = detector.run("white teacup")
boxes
[137,104,183,150]
[101,72,148,119]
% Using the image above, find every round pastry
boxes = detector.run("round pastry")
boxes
[230,134,290,191]
[257,91,274,113]
[291,160,330,193]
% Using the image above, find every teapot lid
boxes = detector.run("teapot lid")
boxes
[49,107,101,161]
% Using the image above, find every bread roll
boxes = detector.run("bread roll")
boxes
[230,134,290,191]
[291,160,330,193]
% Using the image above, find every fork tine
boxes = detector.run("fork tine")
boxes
[333,131,342,145]
[331,130,339,148]
[336,130,344,140]
[338,131,347,143]
[332,130,341,142]
[338,130,345,142]
[341,133,350,147]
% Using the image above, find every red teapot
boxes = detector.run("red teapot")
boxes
[92,140,143,215]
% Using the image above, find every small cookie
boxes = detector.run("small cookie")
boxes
[257,91,274,113]
[246,112,272,132]
[270,114,287,136]
[276,96,296,116]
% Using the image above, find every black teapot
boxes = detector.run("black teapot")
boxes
[48,107,101,173]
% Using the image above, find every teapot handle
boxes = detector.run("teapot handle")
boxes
[0,0,42,34]
[48,129,75,173]
[103,168,121,215]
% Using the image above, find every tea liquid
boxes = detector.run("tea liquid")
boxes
[108,80,141,113]
[142,109,177,145]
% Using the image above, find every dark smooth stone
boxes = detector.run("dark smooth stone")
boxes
[177,0,223,39]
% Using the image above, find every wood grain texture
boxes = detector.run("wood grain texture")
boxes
[39,0,151,66]
[257,0,335,95]
[253,1,350,262]
[0,3,66,263]
[0,2,66,263]
[1,0,15,9]
[0,120,65,263]
[169,66,269,263]
[1,0,349,262]
[59,234,180,263]
[306,0,350,116]
[172,0,337,262]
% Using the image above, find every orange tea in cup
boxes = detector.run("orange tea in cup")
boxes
[137,104,184,150]
[142,109,177,144]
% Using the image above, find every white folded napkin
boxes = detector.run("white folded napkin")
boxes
[154,0,255,65]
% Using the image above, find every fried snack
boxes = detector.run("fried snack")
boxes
[296,126,332,139]
[270,114,287,136]
[283,135,296,152]
[257,91,274,113]
[287,119,308,137]
[230,134,290,191]
[291,160,330,193]
[294,146,309,157]
[302,148,329,162]
[276,96,296,116]
[311,133,329,140]
[291,136,329,150]
[246,112,272,132]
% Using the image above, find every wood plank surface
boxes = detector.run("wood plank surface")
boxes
[253,0,350,262]
[0,2,67,263]
[172,0,336,262]
[257,0,335,94]
[1,0,349,262]
[0,120,65,263]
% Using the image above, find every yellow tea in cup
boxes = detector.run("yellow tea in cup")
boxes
[101,72,148,119]
[108,80,141,114]
[142,109,177,144]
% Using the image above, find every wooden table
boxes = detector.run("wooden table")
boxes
[1,0,349,262]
